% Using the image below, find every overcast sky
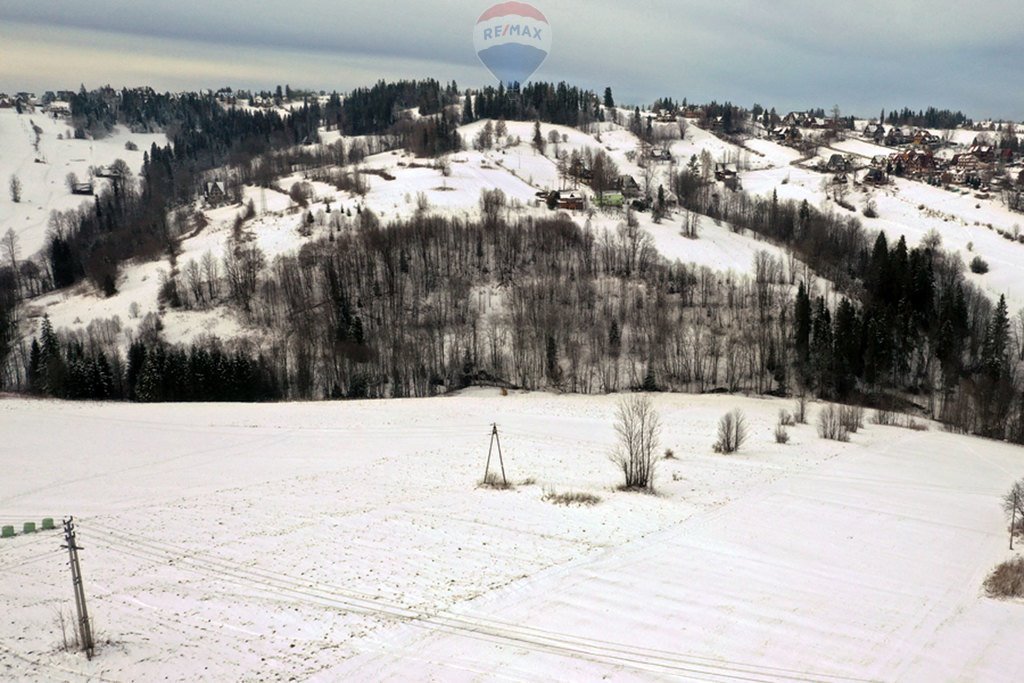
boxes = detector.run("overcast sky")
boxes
[2,0,1022,119]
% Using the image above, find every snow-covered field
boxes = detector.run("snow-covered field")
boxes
[1,391,1023,681]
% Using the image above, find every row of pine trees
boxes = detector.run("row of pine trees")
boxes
[27,316,279,402]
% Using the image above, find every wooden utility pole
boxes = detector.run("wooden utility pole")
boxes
[62,517,94,660]
[483,423,507,487]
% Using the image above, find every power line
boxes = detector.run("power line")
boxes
[84,523,876,683]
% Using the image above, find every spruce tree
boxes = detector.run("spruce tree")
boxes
[38,315,66,397]
[603,87,614,109]
[832,298,860,397]
[27,338,41,394]
[794,283,812,364]
[982,295,1010,378]
[811,298,834,394]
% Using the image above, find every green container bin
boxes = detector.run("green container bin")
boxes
[41,518,55,531]
[23,522,36,534]
[1,525,15,538]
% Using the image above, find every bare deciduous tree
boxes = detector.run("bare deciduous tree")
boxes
[714,408,747,454]
[1004,479,1024,536]
[223,243,265,314]
[817,404,849,442]
[201,250,220,302]
[610,394,661,491]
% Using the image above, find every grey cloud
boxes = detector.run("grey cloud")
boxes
[1,0,1022,118]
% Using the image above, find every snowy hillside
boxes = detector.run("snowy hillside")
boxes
[0,109,166,257]
[8,105,1024,366]
[19,114,801,351]
[740,134,1024,309]
[1,391,1022,680]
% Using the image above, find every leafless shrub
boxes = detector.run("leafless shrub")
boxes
[873,409,929,432]
[714,408,748,454]
[610,394,661,491]
[817,405,850,442]
[905,418,927,431]
[775,424,790,444]
[663,448,676,459]
[794,396,808,424]
[984,556,1024,598]
[778,409,794,427]
[543,490,601,506]
[330,169,368,195]
[839,405,864,434]
[54,606,78,652]
[871,408,898,426]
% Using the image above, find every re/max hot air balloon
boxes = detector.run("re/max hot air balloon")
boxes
[473,2,551,86]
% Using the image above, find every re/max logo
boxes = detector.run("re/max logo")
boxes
[482,24,543,41]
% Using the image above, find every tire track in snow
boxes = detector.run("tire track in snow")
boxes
[81,521,877,682]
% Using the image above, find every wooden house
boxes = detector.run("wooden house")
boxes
[885,128,905,146]
[554,190,585,211]
[714,164,739,189]
[617,175,642,198]
[864,124,886,144]
[204,181,228,206]
[864,168,888,185]
[650,147,671,162]
[45,101,71,117]
[825,154,850,172]
[891,149,935,176]
[911,129,941,148]
[654,109,678,124]
[773,125,802,143]
[968,145,995,163]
